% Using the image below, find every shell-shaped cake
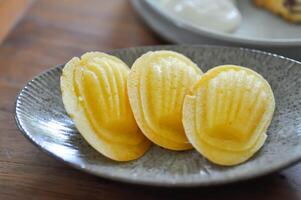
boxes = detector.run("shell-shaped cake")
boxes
[183,65,275,165]
[127,50,203,150]
[60,52,151,161]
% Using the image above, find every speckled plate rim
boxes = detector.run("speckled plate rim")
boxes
[132,0,301,47]
[14,45,301,187]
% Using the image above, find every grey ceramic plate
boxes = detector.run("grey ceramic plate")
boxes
[15,45,301,187]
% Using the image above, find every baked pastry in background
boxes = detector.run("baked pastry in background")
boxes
[255,0,301,22]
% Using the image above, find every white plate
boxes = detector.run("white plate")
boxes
[131,0,301,60]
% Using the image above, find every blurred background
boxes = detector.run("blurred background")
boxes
[1,0,301,67]
[0,0,162,75]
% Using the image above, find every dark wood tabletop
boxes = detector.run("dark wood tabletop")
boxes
[0,0,301,199]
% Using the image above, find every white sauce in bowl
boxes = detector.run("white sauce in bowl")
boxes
[156,0,242,33]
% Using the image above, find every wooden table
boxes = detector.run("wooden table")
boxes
[0,0,301,199]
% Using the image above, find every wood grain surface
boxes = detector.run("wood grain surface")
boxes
[0,0,34,44]
[0,0,300,199]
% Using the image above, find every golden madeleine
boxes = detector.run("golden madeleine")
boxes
[61,52,151,161]
[127,50,203,150]
[255,0,301,22]
[183,65,275,165]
